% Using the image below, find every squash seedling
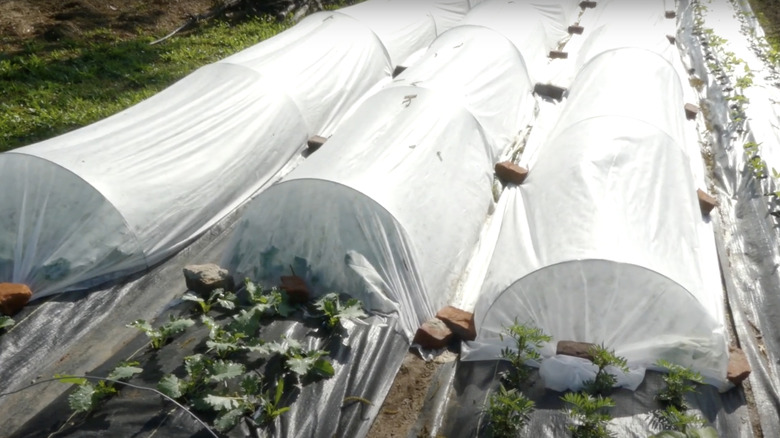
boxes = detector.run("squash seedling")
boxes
[0,316,14,334]
[59,361,143,413]
[128,315,195,350]
[182,288,236,314]
[313,292,367,331]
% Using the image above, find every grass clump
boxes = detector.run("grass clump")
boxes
[0,17,291,152]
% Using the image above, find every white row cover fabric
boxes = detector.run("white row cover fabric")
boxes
[390,25,535,156]
[461,0,581,82]
[470,49,728,385]
[336,0,484,67]
[224,22,536,338]
[3,4,478,298]
[0,64,307,297]
[223,86,496,338]
[550,49,688,153]
[576,0,678,68]
[219,11,391,136]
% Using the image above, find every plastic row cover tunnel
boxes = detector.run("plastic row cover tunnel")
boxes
[223,25,536,338]
[468,48,729,388]
[0,0,484,299]
[461,0,582,82]
[575,0,678,68]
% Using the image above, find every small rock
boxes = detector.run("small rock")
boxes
[667,34,676,45]
[580,1,597,9]
[307,135,327,153]
[568,25,584,35]
[183,264,234,296]
[534,83,567,101]
[697,189,718,215]
[665,10,676,19]
[280,275,309,303]
[495,161,529,185]
[557,340,596,361]
[392,65,407,78]
[549,50,569,60]
[684,103,700,120]
[413,318,454,349]
[436,306,476,341]
[727,345,751,385]
[0,283,32,316]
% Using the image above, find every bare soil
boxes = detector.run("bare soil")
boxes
[368,352,441,438]
[0,0,216,52]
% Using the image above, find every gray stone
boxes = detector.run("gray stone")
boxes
[183,264,234,296]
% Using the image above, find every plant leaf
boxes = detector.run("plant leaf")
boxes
[214,408,244,432]
[54,374,88,385]
[181,292,204,304]
[202,394,241,411]
[241,374,262,395]
[184,354,210,378]
[162,317,195,336]
[0,316,15,330]
[274,379,285,405]
[127,319,153,333]
[216,298,236,310]
[157,374,183,399]
[339,300,368,320]
[107,365,143,381]
[312,358,335,377]
[209,360,245,382]
[68,383,96,413]
[287,356,315,376]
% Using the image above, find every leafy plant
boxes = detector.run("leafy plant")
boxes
[655,405,707,434]
[656,360,704,410]
[0,316,15,332]
[182,288,236,314]
[61,362,143,413]
[583,344,628,396]
[484,384,535,438]
[202,315,248,359]
[260,337,335,379]
[128,315,195,349]
[499,320,551,389]
[313,292,367,331]
[158,354,216,400]
[562,392,615,438]
[258,378,291,426]
[245,279,297,318]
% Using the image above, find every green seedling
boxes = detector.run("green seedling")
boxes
[655,360,704,410]
[128,315,195,350]
[313,293,367,331]
[583,344,628,396]
[499,320,551,389]
[59,361,143,413]
[182,288,236,314]
[562,392,615,438]
[484,384,535,438]
[0,316,15,332]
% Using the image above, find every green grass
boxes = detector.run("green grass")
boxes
[0,16,291,152]
[748,0,780,54]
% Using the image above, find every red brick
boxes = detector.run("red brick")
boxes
[436,306,476,341]
[413,318,454,349]
[0,283,32,316]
